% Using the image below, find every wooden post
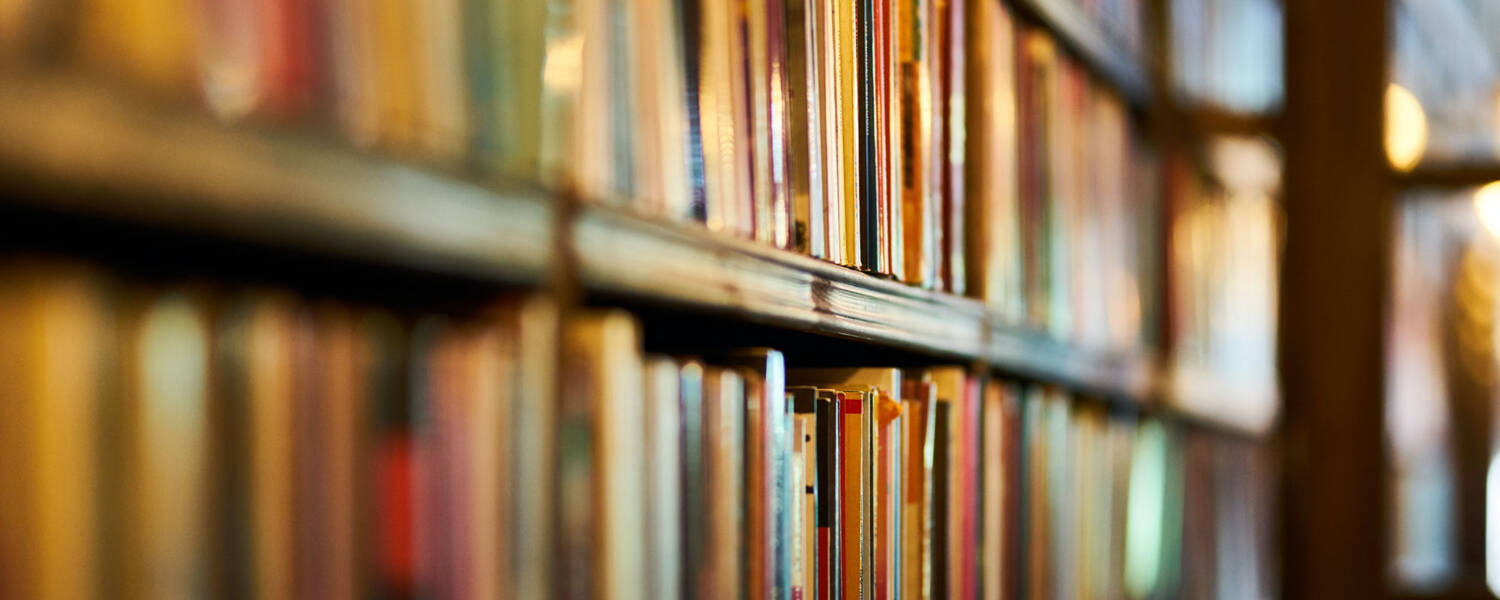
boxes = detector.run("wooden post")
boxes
[1278,0,1390,598]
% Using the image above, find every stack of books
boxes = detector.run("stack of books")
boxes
[0,257,1271,599]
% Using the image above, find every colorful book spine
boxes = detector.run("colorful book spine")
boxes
[703,367,746,598]
[645,357,685,600]
[815,389,842,600]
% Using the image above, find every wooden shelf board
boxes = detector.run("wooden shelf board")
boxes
[576,204,1165,403]
[1394,163,1500,188]
[574,204,993,361]
[0,74,554,283]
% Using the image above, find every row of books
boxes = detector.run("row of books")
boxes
[970,15,1160,350]
[1168,0,1283,113]
[1165,139,1280,426]
[0,258,1270,599]
[1033,0,1146,61]
[0,0,1159,353]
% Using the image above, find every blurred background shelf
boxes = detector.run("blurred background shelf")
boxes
[0,74,555,284]
[1009,0,1152,103]
[1163,364,1280,437]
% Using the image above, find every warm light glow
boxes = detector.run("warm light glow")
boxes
[1474,181,1500,239]
[1386,83,1428,172]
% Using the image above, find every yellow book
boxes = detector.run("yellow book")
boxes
[836,0,861,267]
[0,262,112,600]
[374,0,422,151]
[231,294,299,600]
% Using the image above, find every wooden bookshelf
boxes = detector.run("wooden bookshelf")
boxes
[574,203,991,361]
[0,72,1281,433]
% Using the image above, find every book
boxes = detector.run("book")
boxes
[785,0,826,256]
[644,356,685,600]
[558,311,648,600]
[702,367,746,598]
[965,0,1022,321]
[790,387,821,600]
[506,298,560,600]
[119,289,212,599]
[730,348,790,599]
[980,380,1005,600]
[875,389,904,599]
[900,379,934,600]
[677,360,709,598]
[0,262,114,600]
[223,293,300,600]
[842,389,872,598]
[815,389,843,600]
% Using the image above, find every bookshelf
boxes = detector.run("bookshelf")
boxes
[0,0,1289,596]
[0,72,1236,425]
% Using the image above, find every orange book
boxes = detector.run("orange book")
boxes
[900,380,934,600]
[702,368,746,597]
[840,390,869,598]
[0,262,113,600]
[874,392,903,600]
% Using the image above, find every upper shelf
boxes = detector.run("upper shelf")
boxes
[0,74,554,283]
[1009,0,1152,104]
[0,73,1272,435]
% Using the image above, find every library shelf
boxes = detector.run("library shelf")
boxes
[1008,0,1151,104]
[1393,163,1500,188]
[0,73,555,283]
[574,203,991,362]
[574,203,1160,402]
[0,74,1273,436]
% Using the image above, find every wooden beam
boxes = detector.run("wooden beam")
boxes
[1278,0,1391,597]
